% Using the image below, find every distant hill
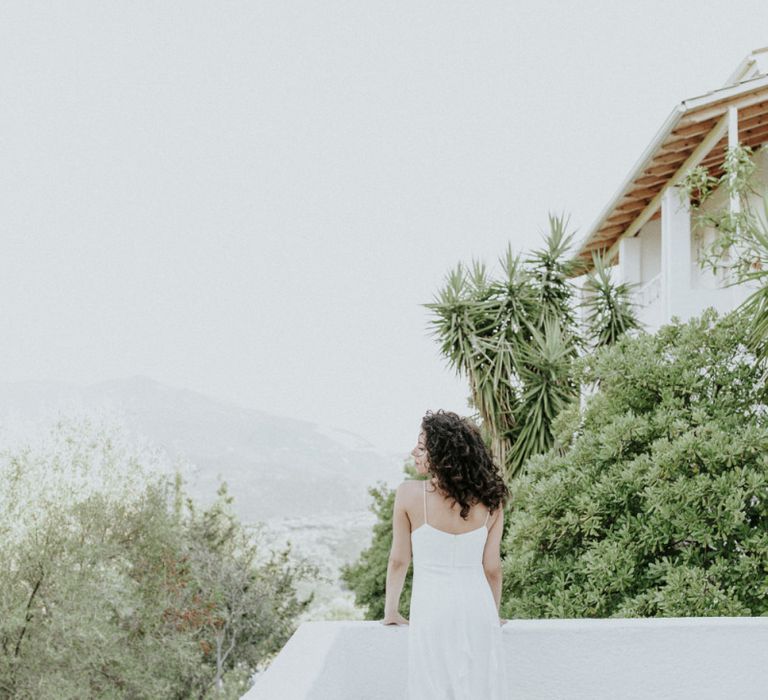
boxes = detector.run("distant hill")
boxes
[0,376,405,524]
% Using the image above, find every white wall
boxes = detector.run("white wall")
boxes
[638,219,661,283]
[244,618,768,700]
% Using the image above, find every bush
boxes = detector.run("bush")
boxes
[501,309,768,618]
[340,466,420,620]
[0,417,314,699]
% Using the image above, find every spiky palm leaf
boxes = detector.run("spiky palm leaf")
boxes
[424,263,521,471]
[424,215,582,481]
[581,251,643,348]
[425,264,497,372]
[728,197,768,355]
[491,244,539,345]
[506,317,579,477]
[525,213,580,333]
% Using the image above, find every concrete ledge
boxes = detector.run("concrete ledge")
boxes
[244,617,768,699]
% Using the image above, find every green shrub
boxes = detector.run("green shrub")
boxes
[501,309,768,618]
[340,466,420,620]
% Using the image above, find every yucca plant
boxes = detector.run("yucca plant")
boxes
[507,316,580,470]
[424,253,530,475]
[580,250,642,348]
[425,214,591,480]
[714,195,768,361]
[526,213,580,333]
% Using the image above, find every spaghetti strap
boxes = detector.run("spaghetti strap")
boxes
[484,507,490,528]
[423,480,428,525]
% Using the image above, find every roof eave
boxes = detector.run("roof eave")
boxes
[572,72,768,273]
[570,103,685,269]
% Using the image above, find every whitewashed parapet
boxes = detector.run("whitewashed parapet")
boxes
[244,617,768,699]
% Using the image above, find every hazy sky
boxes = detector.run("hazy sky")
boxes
[2,1,767,452]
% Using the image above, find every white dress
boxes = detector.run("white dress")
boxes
[407,480,508,699]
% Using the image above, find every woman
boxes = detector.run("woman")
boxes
[381,409,510,699]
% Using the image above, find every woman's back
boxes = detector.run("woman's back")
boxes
[411,477,494,534]
[407,479,507,699]
[411,478,491,568]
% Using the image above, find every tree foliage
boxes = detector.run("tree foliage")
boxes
[424,214,639,480]
[681,143,768,357]
[501,309,768,618]
[0,417,314,699]
[340,465,421,620]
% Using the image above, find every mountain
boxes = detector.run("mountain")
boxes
[0,376,406,523]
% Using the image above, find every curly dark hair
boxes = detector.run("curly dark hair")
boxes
[421,409,509,519]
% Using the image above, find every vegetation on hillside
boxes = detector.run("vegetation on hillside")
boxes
[340,464,421,621]
[0,417,315,699]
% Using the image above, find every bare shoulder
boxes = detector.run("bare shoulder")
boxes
[395,479,422,500]
[392,481,413,514]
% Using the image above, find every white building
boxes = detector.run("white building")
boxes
[572,48,768,333]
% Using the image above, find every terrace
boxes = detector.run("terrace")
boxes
[245,617,768,699]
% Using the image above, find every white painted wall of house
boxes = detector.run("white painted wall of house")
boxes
[244,618,768,700]
[638,219,661,283]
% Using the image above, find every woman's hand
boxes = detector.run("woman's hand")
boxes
[381,611,409,626]
[499,617,508,627]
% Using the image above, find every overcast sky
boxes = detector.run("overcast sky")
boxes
[1,1,767,452]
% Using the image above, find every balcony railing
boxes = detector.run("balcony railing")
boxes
[636,272,662,307]
[244,617,768,700]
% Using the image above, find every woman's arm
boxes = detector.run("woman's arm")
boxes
[382,482,412,625]
[484,569,502,614]
[482,508,505,616]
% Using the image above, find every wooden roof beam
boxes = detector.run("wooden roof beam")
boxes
[591,224,627,238]
[670,119,720,140]
[633,174,674,188]
[740,124,768,144]
[601,113,731,265]
[659,136,710,155]
[697,129,768,171]
[605,212,640,226]
[643,162,684,178]
[652,149,697,167]
[741,117,768,140]
[622,185,667,201]
[663,100,768,151]
[592,228,627,243]
[680,94,768,129]
[698,141,729,169]
[678,86,768,126]
[615,199,652,213]
[734,104,768,128]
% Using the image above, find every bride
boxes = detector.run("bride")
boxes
[382,409,510,699]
